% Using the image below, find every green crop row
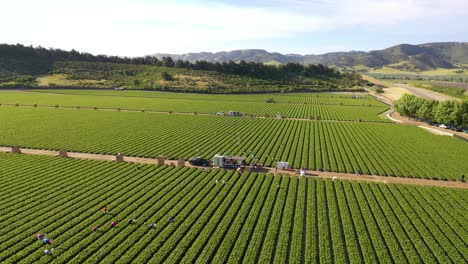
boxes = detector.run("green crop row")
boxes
[0,153,467,263]
[21,89,380,104]
[0,90,389,121]
[0,107,466,180]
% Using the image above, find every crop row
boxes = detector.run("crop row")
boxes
[0,107,466,180]
[0,90,389,121]
[0,153,466,263]
[24,89,382,105]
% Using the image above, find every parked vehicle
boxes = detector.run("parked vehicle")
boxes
[188,157,211,166]
[438,124,448,129]
[228,111,243,117]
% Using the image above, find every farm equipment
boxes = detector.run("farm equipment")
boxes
[276,161,289,170]
[213,154,246,168]
[251,163,263,171]
[228,111,243,117]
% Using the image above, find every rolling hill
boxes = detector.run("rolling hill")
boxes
[0,44,366,93]
[151,42,468,71]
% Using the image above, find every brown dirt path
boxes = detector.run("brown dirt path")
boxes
[1,146,466,189]
[394,83,461,102]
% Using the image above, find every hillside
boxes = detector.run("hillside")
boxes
[154,49,296,64]
[0,44,366,93]
[151,42,468,71]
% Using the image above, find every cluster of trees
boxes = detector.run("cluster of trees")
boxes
[0,44,354,81]
[395,94,467,128]
[157,57,343,79]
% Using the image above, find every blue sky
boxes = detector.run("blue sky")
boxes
[1,0,467,56]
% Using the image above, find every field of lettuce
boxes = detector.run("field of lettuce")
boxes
[0,90,389,121]
[0,153,466,263]
[0,107,466,180]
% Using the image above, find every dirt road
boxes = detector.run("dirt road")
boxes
[393,83,460,102]
[1,146,466,189]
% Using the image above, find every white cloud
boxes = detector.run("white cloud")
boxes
[0,0,466,56]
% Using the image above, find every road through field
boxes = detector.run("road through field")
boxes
[393,83,460,101]
[1,146,466,189]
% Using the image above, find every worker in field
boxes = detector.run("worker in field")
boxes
[92,226,98,232]
[44,248,54,255]
[42,237,51,244]
[149,223,156,229]
[103,207,109,214]
[128,218,136,224]
[215,179,218,185]
[300,169,305,177]
[110,221,118,228]
[36,233,45,240]
[168,216,174,223]
[462,174,465,182]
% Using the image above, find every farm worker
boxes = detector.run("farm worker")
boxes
[222,180,226,185]
[44,249,52,255]
[36,233,45,240]
[92,226,98,232]
[462,174,465,182]
[168,216,174,223]
[128,218,136,224]
[300,169,305,177]
[277,185,281,189]
[149,223,156,229]
[275,166,278,173]
[103,207,109,214]
[42,238,50,244]
[215,179,218,185]
[110,221,118,228]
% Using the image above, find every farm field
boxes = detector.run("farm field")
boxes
[0,152,467,263]
[0,90,389,122]
[0,107,466,180]
[25,89,380,103]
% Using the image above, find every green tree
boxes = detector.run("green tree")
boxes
[450,102,463,127]
[461,101,468,128]
[416,99,438,121]
[133,79,141,87]
[162,57,174,67]
[161,72,173,81]
[395,94,424,118]
[434,100,455,124]
[14,75,37,87]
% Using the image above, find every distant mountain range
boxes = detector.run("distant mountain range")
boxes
[151,42,468,71]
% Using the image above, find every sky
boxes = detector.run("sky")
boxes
[1,0,467,56]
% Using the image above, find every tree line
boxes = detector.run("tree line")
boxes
[0,44,356,81]
[395,94,467,128]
